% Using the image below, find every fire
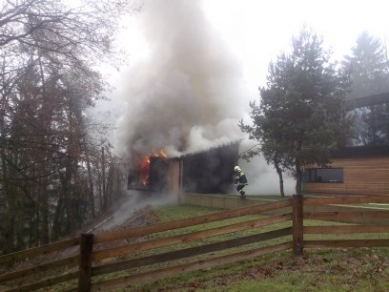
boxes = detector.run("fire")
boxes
[153,149,168,158]
[139,156,150,185]
[138,149,167,186]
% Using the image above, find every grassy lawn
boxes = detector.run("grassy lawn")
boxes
[122,204,389,292]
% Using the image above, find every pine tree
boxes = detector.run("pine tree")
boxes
[240,27,353,195]
[343,32,389,145]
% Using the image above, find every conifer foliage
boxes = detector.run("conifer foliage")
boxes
[240,27,353,195]
[343,32,389,145]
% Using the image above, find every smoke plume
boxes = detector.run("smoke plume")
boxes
[110,0,295,195]
[113,0,247,159]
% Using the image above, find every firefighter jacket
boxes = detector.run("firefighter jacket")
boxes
[234,170,248,184]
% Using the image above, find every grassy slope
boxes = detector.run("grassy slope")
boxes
[125,204,389,292]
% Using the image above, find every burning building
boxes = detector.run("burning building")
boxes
[127,141,240,194]
[115,0,250,195]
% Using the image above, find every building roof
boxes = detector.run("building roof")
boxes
[331,145,389,158]
[347,91,389,109]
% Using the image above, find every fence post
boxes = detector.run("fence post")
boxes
[292,195,303,257]
[78,233,94,292]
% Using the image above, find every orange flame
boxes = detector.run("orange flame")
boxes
[153,149,168,158]
[137,149,167,186]
[139,156,150,185]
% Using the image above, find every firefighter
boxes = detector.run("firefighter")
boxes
[234,166,248,199]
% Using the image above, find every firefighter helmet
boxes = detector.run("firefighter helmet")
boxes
[234,166,241,172]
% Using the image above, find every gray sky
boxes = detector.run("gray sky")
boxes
[90,0,389,195]
[202,0,389,86]
[119,0,389,90]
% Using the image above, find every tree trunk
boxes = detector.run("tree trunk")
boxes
[85,150,95,218]
[102,147,106,210]
[52,192,64,240]
[274,162,285,197]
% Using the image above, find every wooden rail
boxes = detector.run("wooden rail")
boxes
[0,194,388,291]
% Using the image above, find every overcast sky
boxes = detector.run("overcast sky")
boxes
[117,0,389,90]
[204,0,388,82]
[99,0,389,133]
[96,0,389,150]
[98,0,389,141]
[95,0,389,155]
[90,0,389,195]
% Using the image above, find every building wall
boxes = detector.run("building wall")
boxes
[181,142,239,194]
[167,159,183,194]
[304,156,389,195]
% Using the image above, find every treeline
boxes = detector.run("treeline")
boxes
[240,27,389,196]
[1,0,389,253]
[0,0,135,254]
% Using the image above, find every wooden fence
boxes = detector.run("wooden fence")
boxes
[0,195,389,291]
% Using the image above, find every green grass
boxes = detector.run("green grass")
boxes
[125,248,389,292]
[121,204,389,292]
[7,202,388,292]
[152,205,223,221]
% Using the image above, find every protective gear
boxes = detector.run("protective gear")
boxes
[233,166,248,199]
[240,190,246,199]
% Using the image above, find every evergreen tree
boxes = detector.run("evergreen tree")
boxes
[344,32,389,98]
[343,32,389,145]
[240,27,353,195]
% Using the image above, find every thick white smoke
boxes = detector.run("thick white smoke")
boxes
[113,0,248,159]
[109,0,295,195]
[238,139,295,196]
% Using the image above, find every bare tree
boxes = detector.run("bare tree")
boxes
[0,0,135,252]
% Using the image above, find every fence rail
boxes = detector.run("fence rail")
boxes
[0,194,389,291]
